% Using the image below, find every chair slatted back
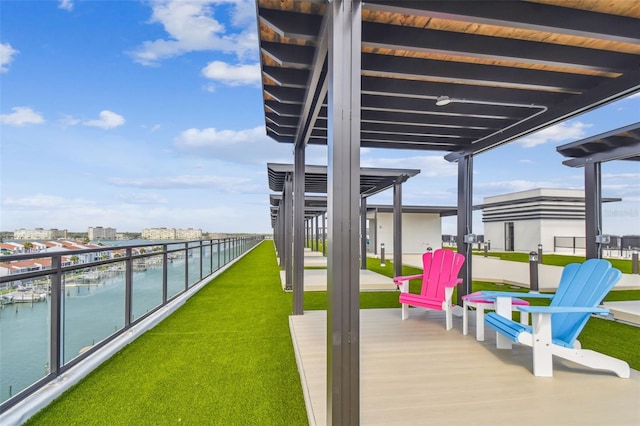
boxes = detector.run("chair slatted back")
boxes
[550,259,622,345]
[421,249,465,300]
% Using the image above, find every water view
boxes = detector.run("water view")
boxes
[0,241,234,403]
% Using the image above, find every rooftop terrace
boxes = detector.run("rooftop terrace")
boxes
[6,241,639,425]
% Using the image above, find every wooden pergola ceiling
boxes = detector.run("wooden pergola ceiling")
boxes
[267,162,420,196]
[557,121,640,167]
[257,0,640,156]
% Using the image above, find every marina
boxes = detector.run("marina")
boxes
[0,242,229,404]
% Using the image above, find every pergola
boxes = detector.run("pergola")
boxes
[257,1,640,423]
[267,162,420,295]
[557,121,640,258]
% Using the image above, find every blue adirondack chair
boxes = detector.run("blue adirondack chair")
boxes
[482,259,630,378]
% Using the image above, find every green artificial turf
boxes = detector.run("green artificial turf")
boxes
[26,241,307,426]
[365,257,640,370]
[473,251,634,273]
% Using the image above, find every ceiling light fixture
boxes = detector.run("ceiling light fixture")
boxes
[436,96,451,106]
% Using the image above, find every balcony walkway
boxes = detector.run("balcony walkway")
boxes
[290,308,640,426]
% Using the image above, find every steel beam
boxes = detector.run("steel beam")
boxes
[293,145,305,314]
[393,181,403,278]
[361,196,367,270]
[585,162,603,259]
[283,175,293,290]
[326,1,361,424]
[456,154,473,305]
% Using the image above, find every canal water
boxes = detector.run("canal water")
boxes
[0,244,230,404]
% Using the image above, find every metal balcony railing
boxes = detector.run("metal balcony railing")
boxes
[0,236,263,411]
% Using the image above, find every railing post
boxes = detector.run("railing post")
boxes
[217,239,221,270]
[50,254,62,377]
[162,244,168,304]
[529,251,539,292]
[209,240,213,274]
[125,248,133,326]
[184,243,189,291]
[199,240,203,281]
[632,249,639,275]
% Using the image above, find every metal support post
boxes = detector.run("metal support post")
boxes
[327,1,361,423]
[455,153,474,305]
[360,196,367,270]
[125,248,133,325]
[293,143,305,314]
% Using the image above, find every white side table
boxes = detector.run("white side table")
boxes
[462,292,529,341]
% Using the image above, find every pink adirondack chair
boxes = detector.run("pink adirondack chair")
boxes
[393,249,465,330]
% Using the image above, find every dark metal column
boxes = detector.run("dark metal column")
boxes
[393,181,403,278]
[360,196,367,270]
[585,161,603,259]
[327,1,361,424]
[284,175,294,290]
[322,213,327,256]
[293,144,305,315]
[456,154,473,305]
[126,248,133,325]
[50,255,62,377]
[315,215,320,251]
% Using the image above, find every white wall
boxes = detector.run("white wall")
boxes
[375,212,441,254]
[484,219,585,253]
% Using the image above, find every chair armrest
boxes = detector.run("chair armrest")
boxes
[393,274,423,283]
[481,291,554,299]
[443,278,463,288]
[518,306,610,315]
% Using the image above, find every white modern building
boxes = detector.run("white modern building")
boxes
[482,188,620,253]
[88,226,117,241]
[366,205,456,255]
[141,228,203,240]
[13,228,68,240]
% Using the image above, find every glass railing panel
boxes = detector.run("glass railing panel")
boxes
[0,276,51,404]
[132,254,163,321]
[202,244,212,277]
[61,265,125,365]
[187,246,200,288]
[167,250,186,300]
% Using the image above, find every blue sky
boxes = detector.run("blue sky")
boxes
[1,0,639,236]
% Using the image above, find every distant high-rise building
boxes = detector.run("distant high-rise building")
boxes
[141,228,202,240]
[88,226,117,241]
[14,228,68,240]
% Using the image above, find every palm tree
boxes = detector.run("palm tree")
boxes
[70,255,79,264]
[23,242,34,253]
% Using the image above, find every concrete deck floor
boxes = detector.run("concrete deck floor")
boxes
[280,268,396,292]
[290,308,640,426]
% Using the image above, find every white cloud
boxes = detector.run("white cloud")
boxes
[83,110,125,129]
[174,125,292,164]
[201,61,260,86]
[475,179,569,195]
[3,194,65,208]
[627,92,640,99]
[0,42,19,73]
[116,193,168,204]
[517,121,592,148]
[58,114,81,127]
[0,106,44,126]
[58,0,73,11]
[129,0,257,66]
[107,175,253,192]
[361,154,458,178]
